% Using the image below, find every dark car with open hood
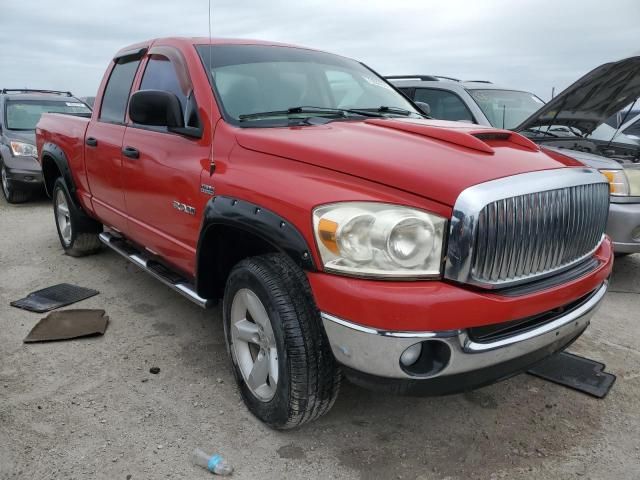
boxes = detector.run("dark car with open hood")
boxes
[0,89,91,203]
[389,56,640,254]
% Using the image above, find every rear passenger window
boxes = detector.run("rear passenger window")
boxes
[140,55,187,111]
[414,88,474,122]
[99,59,140,123]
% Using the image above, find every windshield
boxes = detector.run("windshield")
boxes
[197,44,420,125]
[589,123,640,146]
[622,114,640,139]
[5,100,91,130]
[468,89,545,130]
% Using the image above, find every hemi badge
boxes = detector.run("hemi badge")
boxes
[200,184,215,196]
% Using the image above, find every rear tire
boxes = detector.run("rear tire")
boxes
[1,164,30,204]
[52,177,102,257]
[223,253,341,429]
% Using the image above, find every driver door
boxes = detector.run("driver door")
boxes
[121,47,210,275]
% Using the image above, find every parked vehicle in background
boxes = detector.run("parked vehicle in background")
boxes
[80,96,96,108]
[604,108,640,129]
[389,57,640,254]
[37,37,613,428]
[0,89,91,203]
[609,110,640,142]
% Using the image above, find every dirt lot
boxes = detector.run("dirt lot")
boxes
[1,195,639,480]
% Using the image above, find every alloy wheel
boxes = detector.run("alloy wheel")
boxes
[55,188,72,245]
[230,288,279,402]
[1,166,10,198]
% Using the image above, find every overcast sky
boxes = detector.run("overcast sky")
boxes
[1,0,639,100]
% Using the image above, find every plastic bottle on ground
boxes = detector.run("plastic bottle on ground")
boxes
[193,448,234,476]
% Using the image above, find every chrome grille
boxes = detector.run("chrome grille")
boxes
[444,168,610,289]
[472,183,609,284]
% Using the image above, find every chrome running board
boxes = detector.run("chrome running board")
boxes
[98,231,213,309]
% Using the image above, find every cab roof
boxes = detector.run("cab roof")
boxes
[115,37,314,59]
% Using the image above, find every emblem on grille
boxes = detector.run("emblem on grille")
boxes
[172,201,196,215]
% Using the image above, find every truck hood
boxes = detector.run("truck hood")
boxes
[235,118,581,206]
[541,145,622,170]
[5,130,36,144]
[515,56,640,135]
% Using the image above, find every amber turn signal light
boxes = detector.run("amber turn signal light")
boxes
[318,218,339,254]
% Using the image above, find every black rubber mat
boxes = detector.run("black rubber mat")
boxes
[527,351,616,398]
[10,283,99,313]
[24,309,108,343]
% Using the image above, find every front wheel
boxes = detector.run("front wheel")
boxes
[52,178,102,257]
[223,254,341,429]
[1,164,30,204]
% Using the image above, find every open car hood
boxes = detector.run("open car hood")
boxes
[515,56,640,135]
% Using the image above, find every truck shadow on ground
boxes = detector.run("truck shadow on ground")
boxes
[82,248,636,479]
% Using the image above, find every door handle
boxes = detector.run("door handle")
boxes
[85,137,98,147]
[122,146,140,159]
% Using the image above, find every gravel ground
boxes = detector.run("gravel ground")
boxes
[1,194,639,480]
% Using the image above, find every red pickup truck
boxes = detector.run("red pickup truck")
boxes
[36,37,613,429]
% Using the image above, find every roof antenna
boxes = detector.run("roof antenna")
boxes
[208,0,216,176]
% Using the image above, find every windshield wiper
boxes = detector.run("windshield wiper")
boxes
[238,106,382,121]
[521,128,560,138]
[351,106,418,117]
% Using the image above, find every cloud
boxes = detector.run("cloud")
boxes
[1,0,638,99]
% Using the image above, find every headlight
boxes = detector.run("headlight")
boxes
[313,202,446,278]
[599,169,630,196]
[10,141,38,157]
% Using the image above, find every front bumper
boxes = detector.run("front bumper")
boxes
[607,200,640,253]
[3,156,43,188]
[5,167,43,187]
[321,281,607,395]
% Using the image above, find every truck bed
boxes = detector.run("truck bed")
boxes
[36,112,91,206]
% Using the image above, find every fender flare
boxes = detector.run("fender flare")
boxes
[40,142,77,198]
[196,196,317,296]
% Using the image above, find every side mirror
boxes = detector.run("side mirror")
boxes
[129,90,184,128]
[415,101,431,116]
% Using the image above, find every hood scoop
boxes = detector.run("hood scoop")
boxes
[365,119,539,154]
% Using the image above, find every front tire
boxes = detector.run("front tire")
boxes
[1,164,30,204]
[223,254,341,429]
[52,177,102,257]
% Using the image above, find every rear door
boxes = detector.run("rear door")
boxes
[121,46,210,275]
[85,55,142,233]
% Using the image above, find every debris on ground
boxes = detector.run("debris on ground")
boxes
[527,351,616,398]
[11,283,99,313]
[23,309,109,343]
[149,367,161,375]
[193,448,234,476]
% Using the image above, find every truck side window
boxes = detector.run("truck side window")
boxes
[140,55,187,112]
[99,59,141,124]
[414,88,474,123]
